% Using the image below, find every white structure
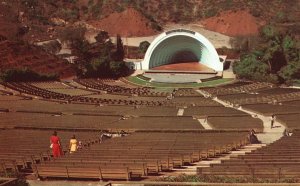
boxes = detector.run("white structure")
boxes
[142,29,223,71]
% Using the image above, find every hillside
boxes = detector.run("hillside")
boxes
[0,0,299,80]
[0,2,20,40]
[201,10,262,37]
[89,8,158,37]
[1,0,299,40]
[0,41,76,78]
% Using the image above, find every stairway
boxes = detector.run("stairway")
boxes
[171,143,267,175]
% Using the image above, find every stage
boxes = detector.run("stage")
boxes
[144,62,220,83]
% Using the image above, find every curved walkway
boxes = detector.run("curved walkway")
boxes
[196,90,286,144]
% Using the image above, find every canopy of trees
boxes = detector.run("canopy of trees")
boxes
[0,68,58,82]
[233,25,300,84]
[82,31,129,78]
[139,41,150,53]
[58,28,130,78]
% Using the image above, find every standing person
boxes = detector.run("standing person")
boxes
[69,135,77,153]
[50,131,62,158]
[77,141,83,150]
[270,114,275,129]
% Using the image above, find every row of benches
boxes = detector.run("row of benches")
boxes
[0,129,100,176]
[199,131,300,180]
[2,82,172,106]
[202,82,273,97]
[221,91,300,106]
[4,82,219,107]
[75,79,168,97]
[34,131,249,180]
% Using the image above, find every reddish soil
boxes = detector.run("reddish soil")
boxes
[89,8,157,37]
[0,41,76,79]
[151,62,214,72]
[0,3,19,40]
[201,10,263,37]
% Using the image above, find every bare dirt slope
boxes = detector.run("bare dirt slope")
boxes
[201,10,263,37]
[89,8,157,37]
[0,41,76,78]
[0,3,20,40]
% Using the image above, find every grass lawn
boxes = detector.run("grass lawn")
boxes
[126,76,235,88]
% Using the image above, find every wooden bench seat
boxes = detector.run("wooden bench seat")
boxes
[35,165,132,180]
[41,161,148,176]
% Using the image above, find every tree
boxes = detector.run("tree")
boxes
[0,68,58,82]
[95,31,110,44]
[110,61,128,77]
[233,24,300,84]
[233,53,270,82]
[58,26,86,45]
[39,40,62,54]
[113,34,124,61]
[58,26,90,59]
[279,61,300,84]
[139,41,150,53]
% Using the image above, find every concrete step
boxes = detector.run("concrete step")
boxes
[197,119,212,129]
[177,108,184,116]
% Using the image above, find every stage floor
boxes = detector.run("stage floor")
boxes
[143,73,218,83]
[151,62,215,72]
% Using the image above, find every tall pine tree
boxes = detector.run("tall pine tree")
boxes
[114,34,125,61]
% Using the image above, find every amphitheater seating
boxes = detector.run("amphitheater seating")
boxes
[175,88,201,97]
[0,130,99,175]
[3,82,72,100]
[1,82,170,106]
[207,115,263,132]
[0,89,13,96]
[0,98,134,115]
[220,91,300,106]
[201,82,273,97]
[1,80,300,182]
[209,85,300,107]
[243,104,300,116]
[0,111,203,131]
[172,97,221,107]
[183,106,245,116]
[199,131,300,179]
[34,131,249,180]
[31,82,95,96]
[75,79,169,97]
[276,114,300,130]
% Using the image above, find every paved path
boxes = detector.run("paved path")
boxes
[197,119,212,129]
[167,144,266,175]
[196,89,286,144]
[177,108,184,116]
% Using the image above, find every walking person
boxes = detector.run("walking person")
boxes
[69,135,77,153]
[270,114,275,129]
[50,131,62,158]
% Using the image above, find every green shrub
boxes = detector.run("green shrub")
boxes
[203,8,218,18]
[139,41,150,53]
[0,68,58,82]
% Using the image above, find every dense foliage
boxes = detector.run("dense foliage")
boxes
[59,29,130,78]
[139,41,150,53]
[233,25,300,84]
[0,68,58,82]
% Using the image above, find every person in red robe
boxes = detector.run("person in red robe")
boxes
[50,131,62,157]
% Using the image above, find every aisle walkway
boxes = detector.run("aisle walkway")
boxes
[196,90,285,144]
[170,143,266,175]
